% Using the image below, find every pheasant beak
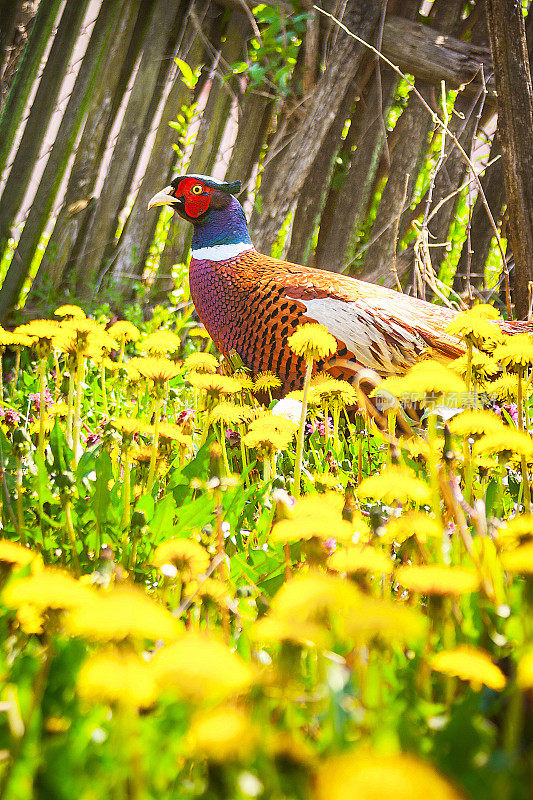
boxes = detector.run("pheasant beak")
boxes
[147,186,180,210]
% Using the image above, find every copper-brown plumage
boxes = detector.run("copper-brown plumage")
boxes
[148,174,528,393]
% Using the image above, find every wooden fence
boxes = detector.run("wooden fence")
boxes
[0,0,530,322]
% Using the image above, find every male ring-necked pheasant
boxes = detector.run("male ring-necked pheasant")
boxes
[148,174,524,393]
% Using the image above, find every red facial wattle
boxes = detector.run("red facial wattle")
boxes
[174,177,213,217]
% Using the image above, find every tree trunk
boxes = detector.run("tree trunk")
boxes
[359,0,465,285]
[0,0,90,264]
[108,5,210,299]
[453,133,504,295]
[0,0,120,321]
[0,0,22,88]
[0,0,62,176]
[249,0,384,254]
[28,0,145,306]
[224,90,275,199]
[74,0,187,301]
[286,69,364,266]
[150,10,249,301]
[485,0,533,318]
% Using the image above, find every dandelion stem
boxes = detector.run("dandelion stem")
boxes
[63,496,81,577]
[294,359,313,499]
[37,355,48,466]
[517,372,531,512]
[72,354,85,464]
[12,349,20,395]
[146,394,162,495]
[15,455,25,544]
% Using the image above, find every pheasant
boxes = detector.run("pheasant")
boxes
[147,174,523,394]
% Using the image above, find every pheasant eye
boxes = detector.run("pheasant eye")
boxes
[191,184,203,195]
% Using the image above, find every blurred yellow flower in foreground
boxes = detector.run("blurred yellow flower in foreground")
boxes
[517,651,533,689]
[431,646,506,691]
[383,511,442,545]
[66,585,180,642]
[315,751,463,800]
[187,707,256,761]
[501,541,533,574]
[152,633,254,702]
[327,545,392,575]
[78,649,157,708]
[3,569,94,613]
[380,360,466,403]
[358,465,430,505]
[395,565,480,596]
[449,409,507,438]
[0,540,41,571]
[474,429,533,459]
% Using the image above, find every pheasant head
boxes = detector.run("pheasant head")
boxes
[148,174,253,259]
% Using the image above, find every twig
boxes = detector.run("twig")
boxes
[313,4,513,318]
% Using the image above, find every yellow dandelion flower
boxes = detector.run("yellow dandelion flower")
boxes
[152,633,254,701]
[187,325,210,338]
[3,568,94,612]
[449,409,507,438]
[501,541,533,573]
[184,578,230,608]
[383,511,443,545]
[139,330,181,355]
[313,473,342,492]
[251,614,328,648]
[183,352,218,373]
[517,651,533,689]
[288,323,337,361]
[15,320,62,343]
[16,603,44,635]
[381,360,466,403]
[346,595,427,643]
[0,540,41,570]
[358,465,431,505]
[496,515,533,546]
[108,320,140,342]
[187,371,242,395]
[285,386,320,405]
[271,516,355,544]
[0,330,31,348]
[187,707,256,762]
[157,423,193,449]
[131,445,155,464]
[77,649,157,708]
[431,645,506,690]
[316,751,463,800]
[486,374,519,402]
[66,585,180,642]
[54,305,85,319]
[474,429,533,459]
[327,545,393,575]
[494,334,533,372]
[312,378,357,406]
[447,305,504,350]
[243,427,294,454]
[209,402,248,426]
[127,357,180,383]
[451,350,499,381]
[395,565,480,595]
[253,372,282,392]
[152,539,209,579]
[110,417,149,437]
[270,493,368,545]
[271,571,362,623]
